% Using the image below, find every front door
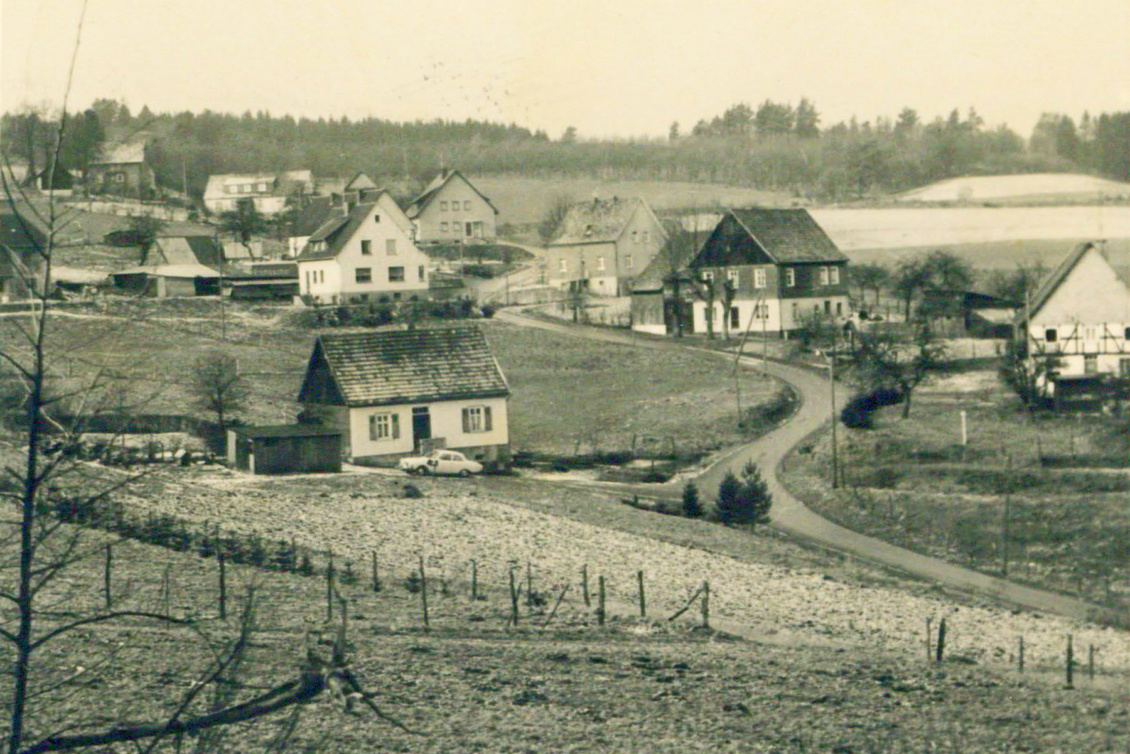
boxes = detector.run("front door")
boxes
[412,407,431,451]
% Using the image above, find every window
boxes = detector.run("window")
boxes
[836,301,843,315]
[355,268,372,284]
[257,182,268,192]
[441,201,448,211]
[461,200,469,211]
[1121,358,1130,377]
[597,256,606,271]
[820,267,830,286]
[386,239,397,255]
[450,201,458,212]
[830,266,840,285]
[305,271,311,289]
[361,240,372,255]
[462,405,493,433]
[1085,327,1096,340]
[559,259,568,273]
[373,213,380,223]
[729,307,740,329]
[389,266,405,282]
[701,270,714,282]
[785,268,795,287]
[418,266,426,281]
[441,222,449,232]
[824,300,832,314]
[625,254,633,268]
[1124,327,1130,340]
[369,412,400,441]
[632,231,639,243]
[643,231,650,243]
[754,269,766,288]
[1085,354,1098,375]
[727,269,740,286]
[1045,329,1058,342]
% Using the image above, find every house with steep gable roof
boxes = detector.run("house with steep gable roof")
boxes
[296,190,430,304]
[1024,241,1130,394]
[688,208,850,335]
[546,197,668,296]
[405,170,498,243]
[85,141,156,199]
[297,326,511,467]
[203,170,315,216]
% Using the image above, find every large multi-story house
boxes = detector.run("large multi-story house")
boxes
[203,170,315,215]
[404,170,498,243]
[546,197,667,297]
[1024,241,1130,398]
[687,208,850,335]
[296,190,430,304]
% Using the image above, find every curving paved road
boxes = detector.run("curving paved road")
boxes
[496,308,1107,622]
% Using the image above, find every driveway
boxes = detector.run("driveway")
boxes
[495,308,1105,622]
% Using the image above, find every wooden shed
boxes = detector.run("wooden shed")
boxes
[226,424,343,475]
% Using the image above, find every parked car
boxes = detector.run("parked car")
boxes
[398,450,483,477]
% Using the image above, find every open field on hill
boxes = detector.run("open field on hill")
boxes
[8,516,1129,752]
[485,320,781,457]
[473,176,792,227]
[846,237,1130,272]
[897,173,1130,204]
[0,301,784,460]
[812,205,1130,253]
[780,368,1130,611]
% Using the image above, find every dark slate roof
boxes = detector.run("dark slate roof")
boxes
[1027,242,1097,318]
[291,197,334,237]
[296,203,369,261]
[405,170,499,219]
[695,208,847,267]
[631,230,705,292]
[302,326,509,408]
[232,424,342,439]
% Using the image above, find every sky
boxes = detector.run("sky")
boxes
[2,0,1128,140]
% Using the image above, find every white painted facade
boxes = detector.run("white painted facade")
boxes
[297,200,431,304]
[692,294,849,336]
[347,396,509,462]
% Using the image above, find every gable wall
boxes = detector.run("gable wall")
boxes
[1030,249,1130,329]
[415,177,496,242]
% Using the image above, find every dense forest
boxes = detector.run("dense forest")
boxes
[3,97,1129,202]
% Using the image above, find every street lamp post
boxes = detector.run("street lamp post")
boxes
[829,326,839,489]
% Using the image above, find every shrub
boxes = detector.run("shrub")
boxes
[840,387,904,429]
[481,303,498,318]
[682,481,703,518]
[402,483,423,499]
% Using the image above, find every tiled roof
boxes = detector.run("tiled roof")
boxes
[303,326,509,408]
[405,170,498,218]
[291,197,334,237]
[729,208,848,264]
[549,197,662,246]
[296,205,364,261]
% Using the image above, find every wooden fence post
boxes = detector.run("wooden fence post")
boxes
[526,561,534,607]
[419,555,430,630]
[471,560,478,602]
[326,550,335,623]
[637,570,646,618]
[371,551,380,592]
[597,576,606,626]
[542,584,570,629]
[935,617,946,663]
[1018,635,1025,673]
[702,580,710,629]
[104,543,113,609]
[508,567,519,626]
[925,617,933,662]
[1088,644,1095,681]
[581,564,590,607]
[1066,634,1074,689]
[218,550,227,621]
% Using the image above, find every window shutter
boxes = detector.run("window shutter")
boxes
[462,408,470,434]
[369,415,377,440]
[484,406,492,432]
[391,413,400,439]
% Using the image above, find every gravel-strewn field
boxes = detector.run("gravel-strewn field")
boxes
[125,467,1130,678]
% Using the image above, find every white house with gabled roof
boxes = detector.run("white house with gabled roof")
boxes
[405,170,499,243]
[297,190,430,304]
[1024,241,1130,392]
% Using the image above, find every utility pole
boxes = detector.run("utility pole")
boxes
[829,325,839,489]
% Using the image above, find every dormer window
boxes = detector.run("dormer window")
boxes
[785,268,795,287]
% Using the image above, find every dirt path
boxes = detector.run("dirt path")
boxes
[495,308,1107,623]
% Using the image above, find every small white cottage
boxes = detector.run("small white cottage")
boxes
[297,326,511,469]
